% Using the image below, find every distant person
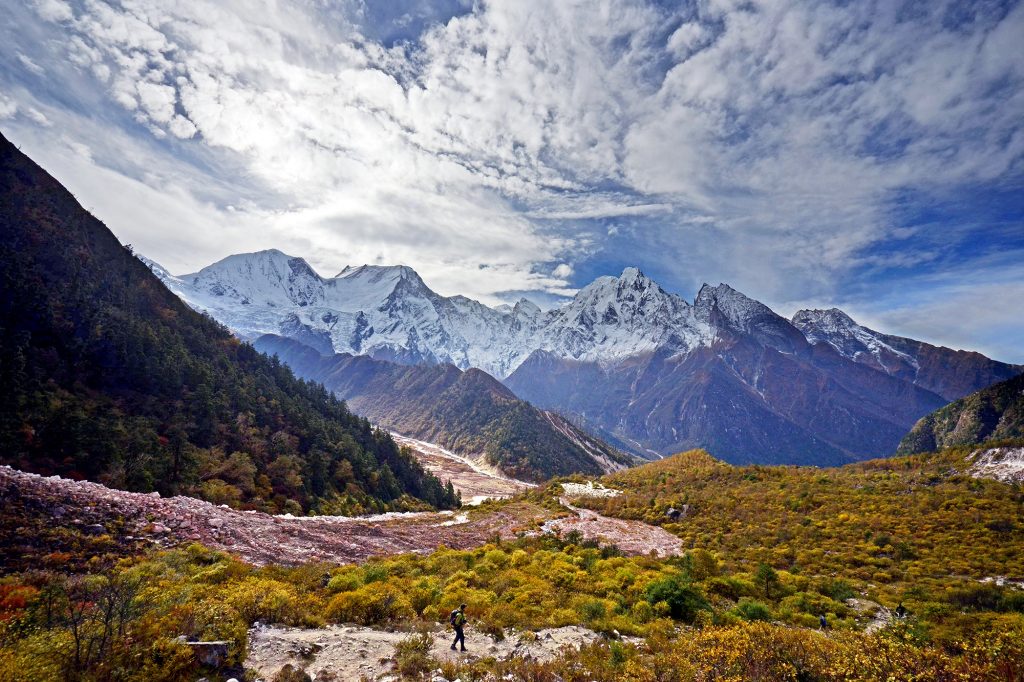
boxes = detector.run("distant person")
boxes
[819,614,828,630]
[895,603,907,619]
[449,603,468,652]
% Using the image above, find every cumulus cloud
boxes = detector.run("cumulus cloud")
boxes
[1,0,1021,352]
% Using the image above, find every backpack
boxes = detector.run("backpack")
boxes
[449,609,460,626]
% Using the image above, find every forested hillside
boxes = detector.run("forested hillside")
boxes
[898,371,1024,454]
[254,334,634,481]
[0,132,457,514]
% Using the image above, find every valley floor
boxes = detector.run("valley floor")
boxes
[390,433,534,504]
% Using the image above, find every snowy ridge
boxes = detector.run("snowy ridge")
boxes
[792,308,919,370]
[146,250,947,383]
[145,252,724,377]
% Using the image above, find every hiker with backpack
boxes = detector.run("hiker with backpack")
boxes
[449,603,468,652]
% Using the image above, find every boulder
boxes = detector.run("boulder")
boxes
[184,640,231,668]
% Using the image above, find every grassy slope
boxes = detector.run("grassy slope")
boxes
[1,445,1023,680]
[585,446,1024,583]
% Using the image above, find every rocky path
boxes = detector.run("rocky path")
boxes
[541,484,682,557]
[246,622,611,681]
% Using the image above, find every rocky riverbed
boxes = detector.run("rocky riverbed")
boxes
[1,466,681,567]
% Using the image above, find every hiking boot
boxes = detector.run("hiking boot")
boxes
[450,645,457,651]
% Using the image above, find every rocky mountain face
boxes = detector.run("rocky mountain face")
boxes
[507,292,955,466]
[148,253,1021,466]
[898,372,1024,455]
[253,335,635,481]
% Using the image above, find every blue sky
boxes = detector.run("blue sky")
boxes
[1,0,1022,362]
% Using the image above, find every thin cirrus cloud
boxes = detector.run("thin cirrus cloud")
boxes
[0,0,1022,360]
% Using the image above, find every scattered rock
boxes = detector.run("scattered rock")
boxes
[969,447,1024,483]
[248,624,606,681]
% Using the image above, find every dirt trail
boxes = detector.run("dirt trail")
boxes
[246,623,610,681]
[391,433,533,504]
[846,598,893,634]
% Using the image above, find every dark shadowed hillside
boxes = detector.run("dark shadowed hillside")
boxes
[898,372,1024,454]
[253,334,635,481]
[0,132,457,514]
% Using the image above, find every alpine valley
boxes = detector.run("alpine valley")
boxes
[146,250,1022,467]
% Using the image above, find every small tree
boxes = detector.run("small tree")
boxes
[755,563,780,601]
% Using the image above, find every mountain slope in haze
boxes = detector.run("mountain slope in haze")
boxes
[253,334,635,481]
[792,308,1019,402]
[897,372,1024,454]
[0,131,457,514]
[147,255,1020,466]
[506,282,960,466]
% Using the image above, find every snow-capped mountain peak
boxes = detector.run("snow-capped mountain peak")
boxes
[180,249,325,309]
[144,250,1021,419]
[537,266,706,363]
[512,298,542,319]
[694,282,774,325]
[791,308,857,337]
[336,263,422,285]
[695,283,808,352]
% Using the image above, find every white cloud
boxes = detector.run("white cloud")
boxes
[17,53,45,75]
[31,0,72,23]
[0,95,17,119]
[135,81,177,123]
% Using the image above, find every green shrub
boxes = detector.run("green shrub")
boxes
[734,599,773,622]
[644,575,710,623]
[580,599,607,622]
